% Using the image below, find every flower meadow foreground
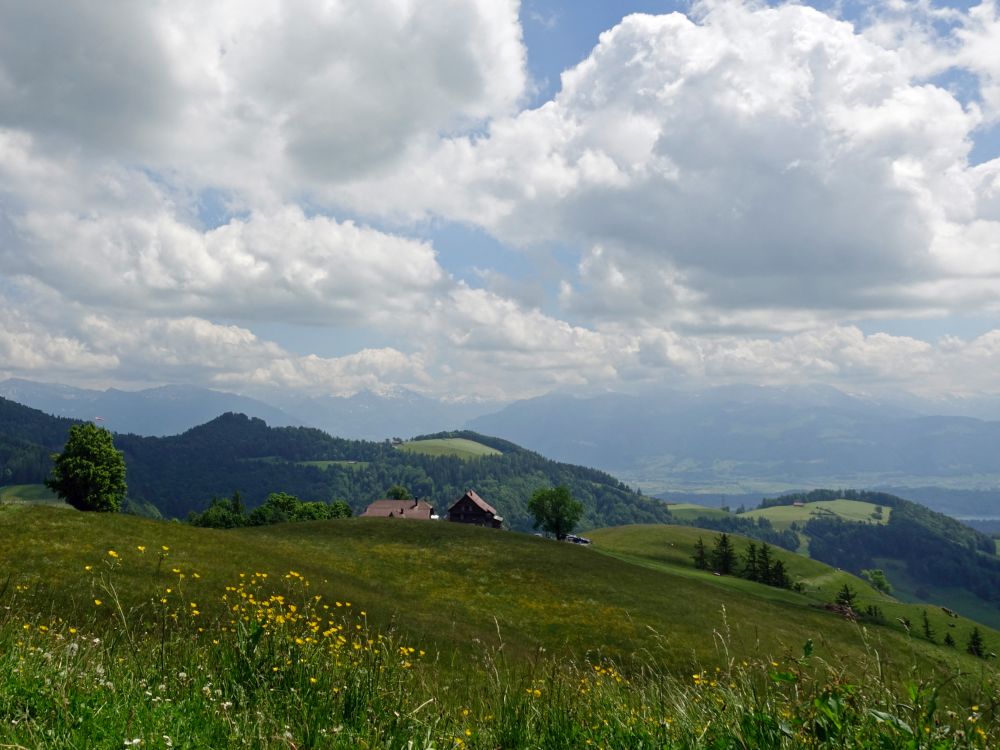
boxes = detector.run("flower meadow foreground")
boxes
[2,544,1000,748]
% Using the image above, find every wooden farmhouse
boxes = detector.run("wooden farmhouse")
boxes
[447,490,503,528]
[361,498,435,520]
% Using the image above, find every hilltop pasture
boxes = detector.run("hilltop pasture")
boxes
[396,437,501,460]
[742,499,891,530]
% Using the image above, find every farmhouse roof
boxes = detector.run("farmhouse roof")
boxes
[452,489,497,516]
[361,499,435,520]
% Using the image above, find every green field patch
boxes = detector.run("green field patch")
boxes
[742,499,891,531]
[397,437,501,460]
[665,503,732,522]
[0,483,64,506]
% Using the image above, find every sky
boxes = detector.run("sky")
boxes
[1,0,999,404]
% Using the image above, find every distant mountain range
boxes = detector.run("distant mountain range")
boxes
[467,385,1000,499]
[0,379,499,440]
[4,378,1000,515]
[0,379,301,437]
[262,388,502,441]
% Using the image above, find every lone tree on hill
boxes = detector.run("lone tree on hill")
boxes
[921,610,935,643]
[46,422,127,512]
[528,485,583,540]
[967,626,987,658]
[835,583,858,610]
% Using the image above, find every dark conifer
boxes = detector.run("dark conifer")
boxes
[921,610,935,643]
[692,537,709,570]
[711,533,737,575]
[758,543,774,583]
[967,627,986,658]
[769,559,790,589]
[742,542,759,581]
[835,583,857,609]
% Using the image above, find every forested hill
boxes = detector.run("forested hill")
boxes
[0,397,80,484]
[0,402,673,531]
[761,489,1000,625]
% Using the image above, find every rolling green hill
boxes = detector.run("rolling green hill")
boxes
[0,398,673,532]
[2,504,992,670]
[587,523,982,648]
[753,490,1000,628]
[5,505,1000,747]
[652,490,1000,628]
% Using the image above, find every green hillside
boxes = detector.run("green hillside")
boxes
[0,399,673,531]
[5,505,1000,748]
[588,523,982,649]
[0,397,79,485]
[2,504,992,670]
[754,490,1000,628]
[397,437,501,460]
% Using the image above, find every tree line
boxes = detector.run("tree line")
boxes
[692,533,793,589]
[187,491,353,528]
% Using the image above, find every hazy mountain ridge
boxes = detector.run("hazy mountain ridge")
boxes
[0,379,302,437]
[5,378,1000,516]
[262,388,503,441]
[467,387,1000,493]
[0,379,501,441]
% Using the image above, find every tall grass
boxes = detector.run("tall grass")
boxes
[2,548,999,748]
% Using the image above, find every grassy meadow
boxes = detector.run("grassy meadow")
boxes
[397,438,502,460]
[661,503,733,522]
[3,506,1000,747]
[0,482,63,505]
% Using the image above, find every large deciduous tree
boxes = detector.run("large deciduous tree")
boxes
[46,423,127,512]
[528,485,583,540]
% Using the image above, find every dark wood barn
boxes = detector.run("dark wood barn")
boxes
[447,490,503,528]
